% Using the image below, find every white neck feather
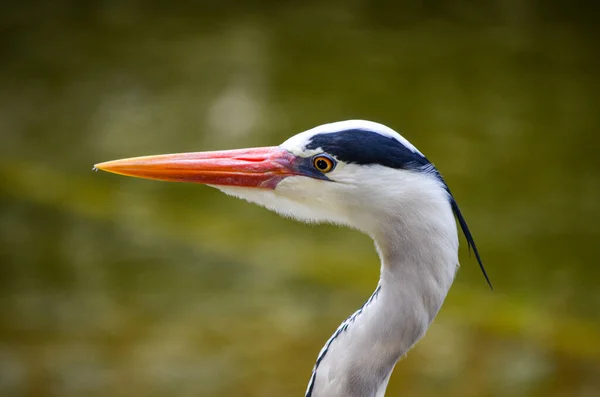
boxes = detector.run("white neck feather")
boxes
[306,195,459,397]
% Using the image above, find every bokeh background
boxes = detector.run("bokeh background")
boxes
[1,1,599,396]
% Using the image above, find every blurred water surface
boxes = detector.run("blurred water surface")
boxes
[1,1,599,396]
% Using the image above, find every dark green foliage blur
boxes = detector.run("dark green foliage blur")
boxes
[0,1,598,396]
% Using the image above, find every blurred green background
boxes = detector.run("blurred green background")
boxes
[1,1,599,396]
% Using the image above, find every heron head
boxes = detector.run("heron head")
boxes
[95,120,447,233]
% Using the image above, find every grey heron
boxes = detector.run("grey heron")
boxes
[95,120,491,397]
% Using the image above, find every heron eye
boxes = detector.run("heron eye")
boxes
[312,155,336,173]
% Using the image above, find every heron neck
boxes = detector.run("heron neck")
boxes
[307,202,458,397]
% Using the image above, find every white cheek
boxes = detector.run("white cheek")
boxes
[212,178,351,227]
[274,176,351,225]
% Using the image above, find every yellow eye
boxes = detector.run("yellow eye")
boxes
[312,155,335,173]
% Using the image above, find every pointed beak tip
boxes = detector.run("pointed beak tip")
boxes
[93,161,110,173]
[93,160,130,176]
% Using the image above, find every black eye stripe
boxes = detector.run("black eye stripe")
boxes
[306,129,429,171]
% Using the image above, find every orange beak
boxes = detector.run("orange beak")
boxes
[94,146,300,189]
